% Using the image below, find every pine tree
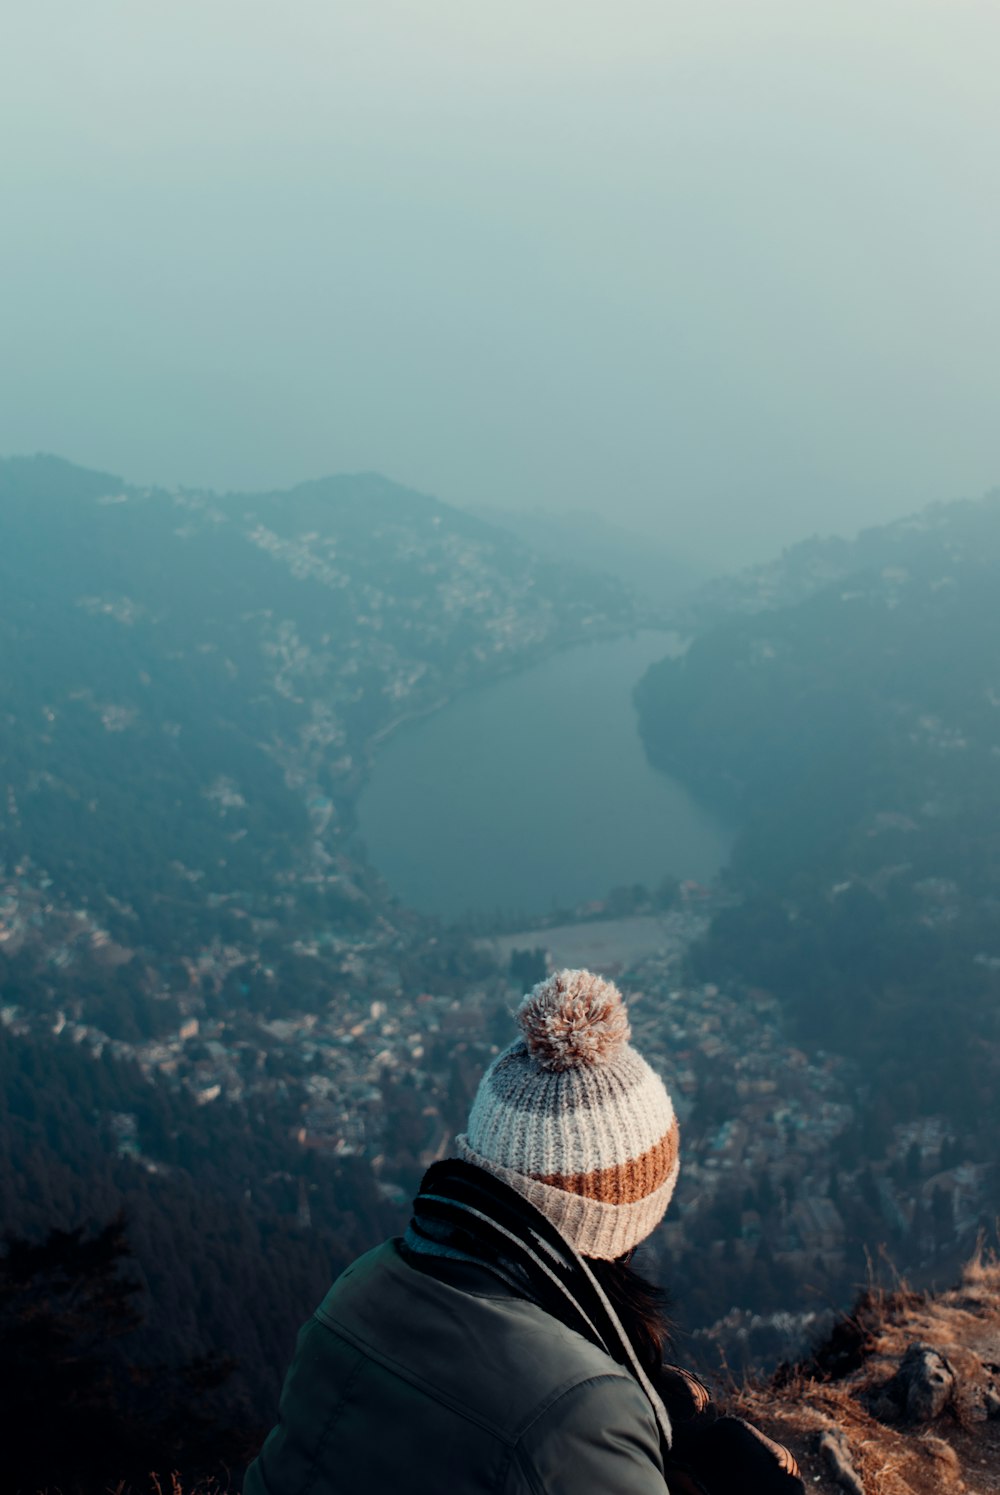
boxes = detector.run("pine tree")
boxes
[0,1214,253,1493]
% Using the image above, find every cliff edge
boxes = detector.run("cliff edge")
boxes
[734,1250,1000,1493]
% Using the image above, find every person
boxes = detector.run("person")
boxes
[245,969,804,1494]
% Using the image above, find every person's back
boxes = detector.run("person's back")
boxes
[245,970,804,1495]
[246,1234,666,1494]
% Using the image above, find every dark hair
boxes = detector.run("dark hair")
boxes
[586,1253,673,1379]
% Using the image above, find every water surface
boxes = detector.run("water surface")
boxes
[356,631,731,920]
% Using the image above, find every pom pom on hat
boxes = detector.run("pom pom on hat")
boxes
[517,968,631,1072]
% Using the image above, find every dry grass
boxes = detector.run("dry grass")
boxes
[107,1475,230,1495]
[731,1246,1000,1494]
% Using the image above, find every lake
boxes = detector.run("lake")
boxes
[355,630,732,921]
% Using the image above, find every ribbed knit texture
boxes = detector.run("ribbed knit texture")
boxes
[454,969,680,1259]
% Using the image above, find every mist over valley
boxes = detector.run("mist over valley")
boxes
[3,455,999,1484]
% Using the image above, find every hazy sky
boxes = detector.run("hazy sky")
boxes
[3,1,999,567]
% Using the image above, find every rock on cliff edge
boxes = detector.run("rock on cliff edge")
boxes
[732,1248,1000,1494]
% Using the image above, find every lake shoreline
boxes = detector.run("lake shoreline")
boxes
[356,629,731,923]
[363,620,686,758]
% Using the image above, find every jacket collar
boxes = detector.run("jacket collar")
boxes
[406,1157,673,1452]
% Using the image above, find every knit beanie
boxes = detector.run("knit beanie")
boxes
[455,968,680,1260]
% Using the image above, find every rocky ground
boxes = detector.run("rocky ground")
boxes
[737,1250,1000,1493]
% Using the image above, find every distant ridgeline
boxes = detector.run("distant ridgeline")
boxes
[0,455,634,952]
[636,490,1000,1124]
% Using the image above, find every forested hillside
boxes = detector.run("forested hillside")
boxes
[0,1024,388,1427]
[636,492,1000,1122]
[673,488,1000,629]
[0,456,633,950]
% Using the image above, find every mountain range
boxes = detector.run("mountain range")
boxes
[3,454,1000,1491]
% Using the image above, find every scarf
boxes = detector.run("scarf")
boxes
[403,1156,674,1451]
[404,1159,805,1495]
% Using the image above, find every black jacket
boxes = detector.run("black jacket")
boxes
[245,1161,803,1495]
[245,1236,669,1494]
